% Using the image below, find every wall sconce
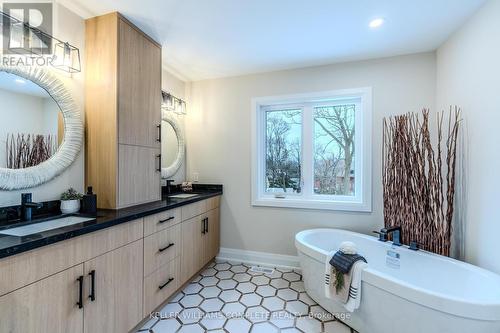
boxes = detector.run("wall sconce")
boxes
[52,42,81,73]
[162,91,187,115]
[0,10,81,73]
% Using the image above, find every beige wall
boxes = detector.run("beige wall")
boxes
[436,0,500,273]
[0,4,85,206]
[186,52,437,256]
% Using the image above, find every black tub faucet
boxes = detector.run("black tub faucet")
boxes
[373,226,402,246]
[384,226,402,246]
[21,193,43,221]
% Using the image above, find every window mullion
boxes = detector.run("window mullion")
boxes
[301,105,313,199]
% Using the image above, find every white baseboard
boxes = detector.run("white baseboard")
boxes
[217,247,300,270]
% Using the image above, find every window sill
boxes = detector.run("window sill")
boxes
[252,197,372,212]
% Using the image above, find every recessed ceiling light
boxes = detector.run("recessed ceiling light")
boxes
[369,18,385,29]
[15,78,26,84]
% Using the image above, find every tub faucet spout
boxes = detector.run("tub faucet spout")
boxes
[373,226,402,246]
[383,226,402,246]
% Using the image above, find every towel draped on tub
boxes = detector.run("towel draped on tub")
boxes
[324,246,368,312]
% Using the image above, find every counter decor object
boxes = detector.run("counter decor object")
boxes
[81,186,97,215]
[60,188,83,214]
[181,181,193,192]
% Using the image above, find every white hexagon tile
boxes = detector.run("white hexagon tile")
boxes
[137,260,357,333]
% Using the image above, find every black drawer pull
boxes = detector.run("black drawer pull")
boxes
[159,216,175,224]
[88,270,96,301]
[159,243,175,253]
[156,154,161,172]
[156,124,161,142]
[201,219,206,234]
[159,277,174,290]
[76,276,84,309]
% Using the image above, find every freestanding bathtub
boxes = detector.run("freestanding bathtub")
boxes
[295,229,500,333]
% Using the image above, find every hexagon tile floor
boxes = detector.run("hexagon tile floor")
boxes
[137,260,358,333]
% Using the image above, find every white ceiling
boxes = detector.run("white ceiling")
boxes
[66,0,487,81]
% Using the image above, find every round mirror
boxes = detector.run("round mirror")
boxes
[0,71,64,169]
[161,121,179,168]
[161,112,185,179]
[0,65,83,190]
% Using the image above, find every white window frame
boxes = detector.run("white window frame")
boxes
[251,88,372,212]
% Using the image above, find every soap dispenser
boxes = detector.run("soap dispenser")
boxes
[81,186,97,215]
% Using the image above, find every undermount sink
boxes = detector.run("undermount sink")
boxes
[169,193,200,199]
[0,216,95,237]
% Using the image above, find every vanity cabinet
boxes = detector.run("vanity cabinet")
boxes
[83,240,143,333]
[181,215,207,282]
[85,12,162,209]
[181,197,221,282]
[0,196,221,333]
[0,264,84,333]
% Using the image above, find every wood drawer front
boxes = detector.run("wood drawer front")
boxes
[144,223,181,277]
[144,208,181,236]
[181,200,207,221]
[143,257,180,317]
[206,196,221,211]
[0,219,143,297]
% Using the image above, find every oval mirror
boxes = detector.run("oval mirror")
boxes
[161,113,185,179]
[0,65,83,190]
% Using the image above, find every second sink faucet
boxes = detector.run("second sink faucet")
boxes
[21,193,43,221]
[373,226,402,246]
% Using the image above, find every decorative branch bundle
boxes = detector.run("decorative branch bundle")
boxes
[382,108,461,256]
[5,133,57,169]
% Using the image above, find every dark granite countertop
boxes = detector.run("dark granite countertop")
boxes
[0,187,222,259]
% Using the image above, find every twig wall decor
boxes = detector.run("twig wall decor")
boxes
[5,133,57,169]
[382,108,461,256]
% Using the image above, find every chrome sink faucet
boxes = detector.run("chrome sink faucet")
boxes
[21,193,43,221]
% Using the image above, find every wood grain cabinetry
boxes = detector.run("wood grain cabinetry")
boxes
[181,215,206,282]
[0,196,221,333]
[144,223,181,277]
[143,256,181,317]
[85,12,162,209]
[206,208,221,261]
[83,240,143,333]
[118,144,161,207]
[181,198,221,282]
[144,207,181,236]
[0,264,84,333]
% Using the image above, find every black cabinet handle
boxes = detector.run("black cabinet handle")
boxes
[201,219,206,234]
[204,218,209,233]
[88,270,96,301]
[76,276,84,309]
[156,124,161,142]
[159,243,175,253]
[159,216,175,224]
[159,277,174,290]
[156,154,162,172]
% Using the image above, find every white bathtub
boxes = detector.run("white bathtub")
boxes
[295,229,500,333]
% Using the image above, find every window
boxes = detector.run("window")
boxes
[252,88,372,211]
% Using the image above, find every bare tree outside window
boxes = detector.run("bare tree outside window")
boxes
[265,110,302,193]
[313,105,356,195]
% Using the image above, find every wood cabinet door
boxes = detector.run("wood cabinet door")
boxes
[181,215,206,282]
[118,144,161,208]
[118,18,161,148]
[0,264,84,333]
[207,208,221,261]
[83,240,143,333]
